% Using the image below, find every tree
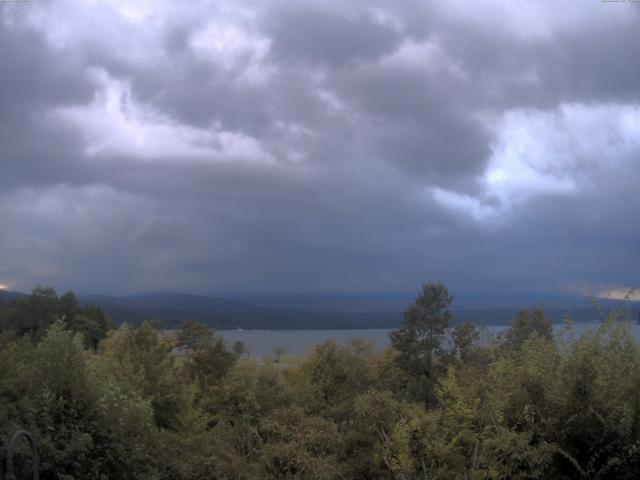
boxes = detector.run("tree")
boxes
[503,306,552,350]
[232,340,248,358]
[390,282,453,405]
[176,319,213,350]
[295,339,376,423]
[177,320,238,393]
[75,304,112,348]
[0,287,112,347]
[259,407,341,480]
[451,321,480,363]
[3,286,60,341]
[0,321,160,479]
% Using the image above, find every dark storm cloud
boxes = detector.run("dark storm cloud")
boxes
[0,13,93,112]
[267,7,402,68]
[371,119,490,191]
[493,161,640,291]
[328,63,491,186]
[539,19,640,105]
[1,0,639,296]
[433,7,640,109]
[134,65,273,132]
[0,11,97,191]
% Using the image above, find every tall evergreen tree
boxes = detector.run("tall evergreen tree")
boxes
[390,281,453,405]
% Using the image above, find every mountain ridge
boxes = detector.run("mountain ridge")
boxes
[2,289,638,330]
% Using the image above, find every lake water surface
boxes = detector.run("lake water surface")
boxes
[219,321,640,357]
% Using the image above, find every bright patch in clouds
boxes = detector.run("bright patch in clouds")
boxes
[190,23,272,83]
[380,38,466,79]
[56,69,274,164]
[486,103,640,202]
[434,103,640,220]
[597,287,640,302]
[431,188,497,222]
[431,0,631,41]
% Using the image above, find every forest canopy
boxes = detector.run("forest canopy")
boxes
[0,283,638,479]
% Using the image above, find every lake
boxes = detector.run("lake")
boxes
[219,320,640,357]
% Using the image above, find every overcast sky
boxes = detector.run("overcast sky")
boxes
[1,0,639,297]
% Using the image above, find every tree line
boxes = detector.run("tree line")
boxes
[0,283,638,479]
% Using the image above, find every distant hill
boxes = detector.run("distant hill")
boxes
[77,292,400,330]
[78,291,639,330]
[232,292,639,326]
[0,290,27,304]
[2,289,637,330]
[231,292,628,312]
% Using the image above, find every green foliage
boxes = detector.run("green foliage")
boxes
[503,306,553,350]
[0,322,158,479]
[390,281,453,405]
[451,320,481,363]
[259,406,342,479]
[98,321,198,431]
[293,339,377,421]
[177,320,239,394]
[176,319,213,350]
[1,282,640,479]
[0,287,112,347]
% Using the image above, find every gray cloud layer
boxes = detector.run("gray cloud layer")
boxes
[1,0,639,296]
